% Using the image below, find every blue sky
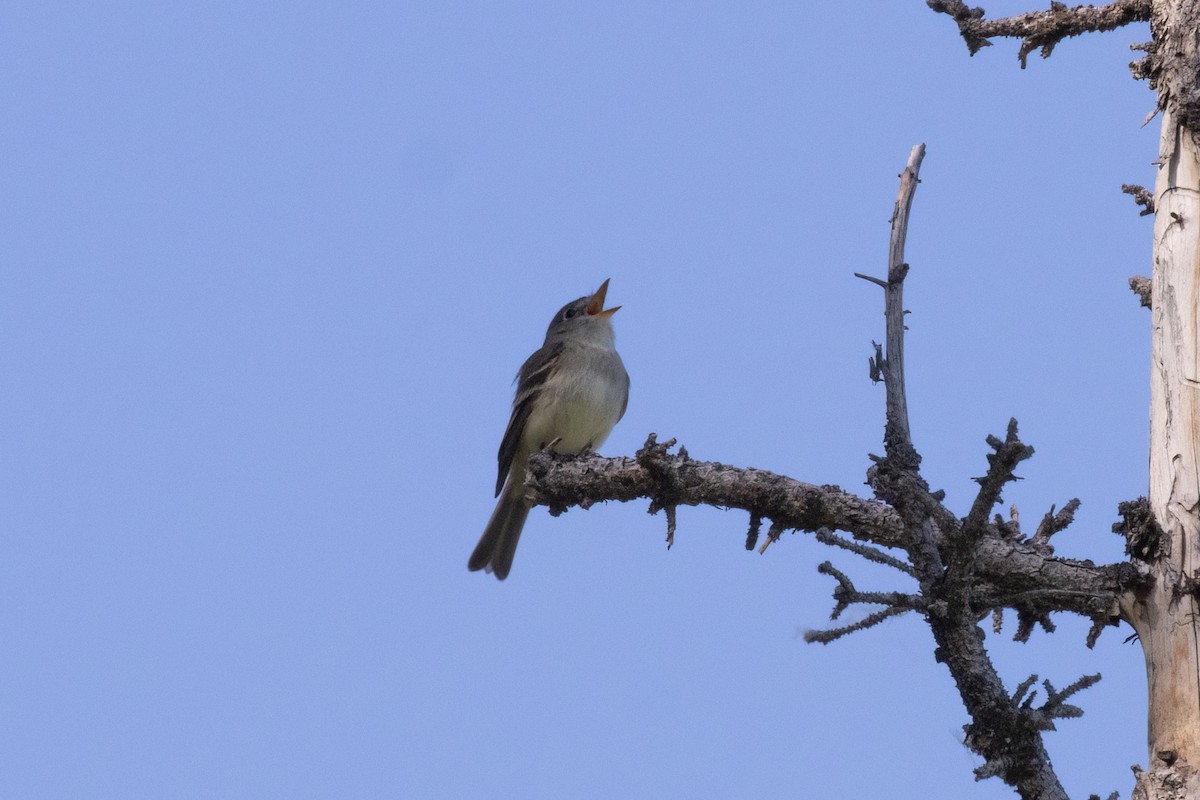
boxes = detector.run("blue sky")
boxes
[2,3,1157,798]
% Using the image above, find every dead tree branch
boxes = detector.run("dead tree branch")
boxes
[525,443,1138,616]
[927,0,1151,67]
[926,0,1200,136]
[862,146,1071,799]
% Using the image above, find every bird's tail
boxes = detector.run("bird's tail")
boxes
[468,486,530,580]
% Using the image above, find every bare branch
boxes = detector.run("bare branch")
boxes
[927,0,1151,66]
[962,419,1037,542]
[806,559,922,643]
[815,527,917,576]
[862,148,1071,800]
[879,144,925,465]
[1041,673,1102,720]
[1130,38,1154,81]
[744,512,762,551]
[1123,182,1156,215]
[868,341,884,384]
[853,272,888,289]
[1012,674,1040,707]
[757,520,786,554]
[1086,614,1117,649]
[975,586,1113,617]
[1014,607,1056,643]
[523,444,1140,615]
[813,560,925,620]
[803,606,912,644]
[1029,498,1082,552]
[527,434,906,546]
[863,146,950,608]
[818,561,858,620]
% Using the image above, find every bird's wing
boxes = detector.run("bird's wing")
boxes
[496,341,564,497]
[617,358,630,421]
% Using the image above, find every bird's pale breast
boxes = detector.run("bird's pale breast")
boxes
[521,344,626,454]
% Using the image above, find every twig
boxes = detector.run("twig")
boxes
[1036,673,1103,723]
[1029,498,1081,552]
[758,520,786,554]
[1122,183,1155,215]
[815,527,917,576]
[745,512,763,551]
[804,606,913,645]
[815,561,925,619]
[962,419,1036,543]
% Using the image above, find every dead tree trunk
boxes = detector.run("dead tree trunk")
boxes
[1127,112,1200,789]
[1125,10,1200,800]
[1121,2,1200,797]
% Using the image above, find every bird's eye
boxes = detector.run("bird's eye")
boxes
[563,307,577,320]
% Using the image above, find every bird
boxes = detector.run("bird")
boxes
[469,278,629,580]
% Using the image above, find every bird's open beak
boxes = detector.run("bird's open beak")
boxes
[585,278,621,318]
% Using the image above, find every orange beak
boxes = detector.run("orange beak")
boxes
[585,278,621,318]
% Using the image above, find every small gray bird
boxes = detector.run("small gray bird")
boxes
[469,279,630,580]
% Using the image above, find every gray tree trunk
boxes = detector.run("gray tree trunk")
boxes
[1126,3,1200,797]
